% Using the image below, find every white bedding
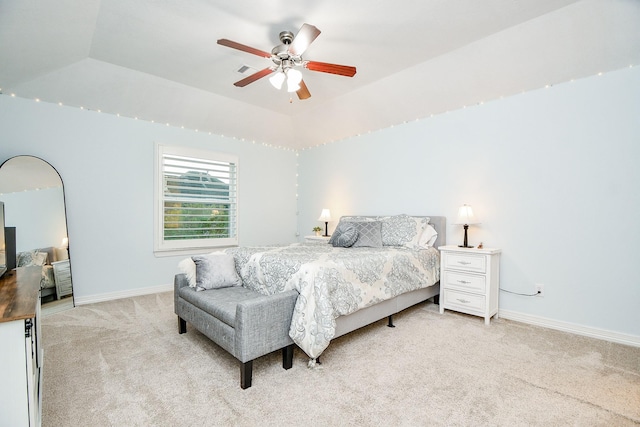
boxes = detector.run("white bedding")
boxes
[225,243,440,358]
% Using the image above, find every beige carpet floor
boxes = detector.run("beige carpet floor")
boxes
[42,296,74,317]
[41,292,640,426]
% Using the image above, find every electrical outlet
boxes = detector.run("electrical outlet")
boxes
[535,284,545,297]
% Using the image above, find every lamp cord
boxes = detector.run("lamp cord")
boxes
[499,288,540,297]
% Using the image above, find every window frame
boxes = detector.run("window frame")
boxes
[154,144,239,254]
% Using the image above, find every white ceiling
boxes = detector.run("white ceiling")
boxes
[1,0,639,149]
[0,156,62,194]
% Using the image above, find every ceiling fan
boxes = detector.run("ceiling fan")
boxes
[217,23,356,100]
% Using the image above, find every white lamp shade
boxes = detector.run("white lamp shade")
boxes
[269,71,285,89]
[286,68,302,92]
[318,208,332,222]
[286,79,300,92]
[287,68,302,86]
[455,204,480,225]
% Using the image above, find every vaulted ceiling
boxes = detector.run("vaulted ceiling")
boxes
[1,0,639,149]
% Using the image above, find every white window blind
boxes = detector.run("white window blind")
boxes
[155,145,238,252]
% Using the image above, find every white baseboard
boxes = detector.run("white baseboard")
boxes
[499,309,640,348]
[74,284,173,306]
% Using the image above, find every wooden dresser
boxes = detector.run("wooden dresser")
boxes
[0,266,43,427]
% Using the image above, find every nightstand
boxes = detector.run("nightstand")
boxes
[305,235,330,244]
[438,245,501,325]
[52,259,73,298]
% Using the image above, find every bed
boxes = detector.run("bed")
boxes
[223,215,445,361]
[16,246,62,300]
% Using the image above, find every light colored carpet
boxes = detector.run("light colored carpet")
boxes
[42,297,74,317]
[42,292,640,426]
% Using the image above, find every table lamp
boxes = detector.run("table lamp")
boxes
[318,209,332,237]
[455,204,480,248]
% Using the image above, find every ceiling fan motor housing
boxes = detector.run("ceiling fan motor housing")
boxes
[279,31,294,44]
[271,30,302,66]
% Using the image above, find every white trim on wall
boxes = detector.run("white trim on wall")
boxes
[499,309,640,348]
[74,284,173,306]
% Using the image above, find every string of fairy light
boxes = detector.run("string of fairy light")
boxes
[1,65,634,239]
[0,66,634,152]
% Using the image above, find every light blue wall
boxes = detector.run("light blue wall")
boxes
[298,67,640,337]
[0,97,298,300]
[2,67,638,338]
[1,187,67,252]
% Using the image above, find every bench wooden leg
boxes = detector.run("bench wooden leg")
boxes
[241,360,253,389]
[178,317,187,334]
[282,344,294,370]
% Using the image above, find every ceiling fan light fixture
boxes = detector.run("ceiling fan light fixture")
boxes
[269,71,285,89]
[286,80,301,92]
[287,68,302,86]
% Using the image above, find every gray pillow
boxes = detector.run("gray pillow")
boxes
[329,223,358,248]
[351,221,383,248]
[191,253,242,290]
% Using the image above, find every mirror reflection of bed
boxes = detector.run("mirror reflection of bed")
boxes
[0,156,74,315]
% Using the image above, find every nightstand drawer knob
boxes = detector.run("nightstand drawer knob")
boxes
[457,280,471,284]
[456,298,471,304]
[457,261,471,265]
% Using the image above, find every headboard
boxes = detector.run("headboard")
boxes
[427,216,446,248]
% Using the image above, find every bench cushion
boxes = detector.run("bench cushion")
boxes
[178,285,261,327]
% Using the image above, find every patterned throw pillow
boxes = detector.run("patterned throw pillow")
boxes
[329,223,358,248]
[16,251,36,267]
[17,250,49,267]
[380,214,430,248]
[351,221,383,248]
[339,215,376,223]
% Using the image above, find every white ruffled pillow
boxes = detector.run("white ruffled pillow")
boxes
[178,257,197,287]
[418,224,438,248]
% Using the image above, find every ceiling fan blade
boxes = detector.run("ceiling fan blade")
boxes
[217,39,271,58]
[288,23,321,56]
[233,68,274,87]
[296,79,311,100]
[305,61,356,77]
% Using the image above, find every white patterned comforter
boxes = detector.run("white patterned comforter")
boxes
[225,243,440,358]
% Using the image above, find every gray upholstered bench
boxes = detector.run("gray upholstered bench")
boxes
[174,273,298,389]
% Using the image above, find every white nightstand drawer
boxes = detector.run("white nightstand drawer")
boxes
[443,252,486,273]
[443,289,485,312]
[443,270,486,293]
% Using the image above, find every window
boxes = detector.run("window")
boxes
[154,144,238,252]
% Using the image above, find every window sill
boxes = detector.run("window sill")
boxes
[153,246,238,258]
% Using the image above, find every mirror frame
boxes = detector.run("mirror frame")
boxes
[0,155,74,307]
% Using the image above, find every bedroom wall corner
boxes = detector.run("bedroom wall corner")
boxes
[297,66,640,340]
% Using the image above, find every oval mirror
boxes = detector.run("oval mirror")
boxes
[0,156,74,313]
